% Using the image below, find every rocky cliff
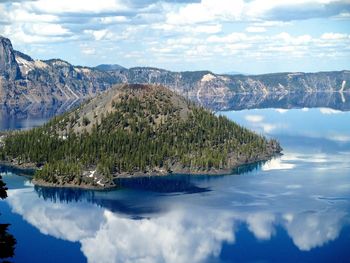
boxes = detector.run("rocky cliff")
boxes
[0,35,349,106]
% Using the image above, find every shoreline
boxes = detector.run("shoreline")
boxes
[1,153,282,190]
[0,160,36,175]
[31,178,116,191]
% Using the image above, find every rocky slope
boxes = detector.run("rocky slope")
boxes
[0,35,349,106]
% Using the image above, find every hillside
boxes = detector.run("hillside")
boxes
[0,36,349,107]
[0,84,281,189]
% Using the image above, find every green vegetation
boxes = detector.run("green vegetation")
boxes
[0,175,7,200]
[0,84,280,187]
[82,116,91,126]
[0,175,17,260]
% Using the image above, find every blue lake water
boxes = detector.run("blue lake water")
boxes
[1,106,350,263]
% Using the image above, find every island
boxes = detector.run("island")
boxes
[0,84,281,189]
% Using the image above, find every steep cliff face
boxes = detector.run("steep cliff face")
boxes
[13,55,125,104]
[0,36,126,104]
[0,37,22,103]
[0,37,21,81]
[0,35,349,106]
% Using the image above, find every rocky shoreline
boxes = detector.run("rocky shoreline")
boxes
[31,178,115,190]
[1,152,281,190]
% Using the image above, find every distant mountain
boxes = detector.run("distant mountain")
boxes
[94,64,126,71]
[0,35,349,106]
[1,83,281,189]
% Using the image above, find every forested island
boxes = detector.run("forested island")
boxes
[0,84,281,189]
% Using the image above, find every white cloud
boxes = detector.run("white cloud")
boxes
[81,210,235,263]
[247,212,276,240]
[29,23,71,36]
[81,46,96,55]
[166,0,245,25]
[24,0,129,14]
[1,0,349,71]
[284,211,345,251]
[7,189,235,263]
[97,16,129,24]
[319,108,343,114]
[207,32,248,43]
[275,109,288,114]
[332,11,350,20]
[84,29,115,41]
[286,184,302,189]
[321,32,348,40]
[2,8,58,23]
[261,123,278,133]
[245,114,264,123]
[273,32,312,45]
[153,23,222,34]
[166,37,202,46]
[255,21,292,27]
[165,0,350,24]
[279,152,332,164]
[327,134,350,142]
[246,26,267,33]
[262,158,296,171]
[2,24,76,43]
[7,189,105,242]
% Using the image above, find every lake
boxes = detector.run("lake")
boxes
[0,100,350,262]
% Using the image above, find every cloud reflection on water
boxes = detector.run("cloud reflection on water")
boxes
[283,209,347,251]
[6,182,350,263]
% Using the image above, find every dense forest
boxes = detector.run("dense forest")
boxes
[0,84,281,188]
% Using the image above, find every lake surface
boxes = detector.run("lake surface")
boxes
[0,100,79,130]
[1,105,350,262]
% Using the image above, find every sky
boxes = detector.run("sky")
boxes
[0,0,350,74]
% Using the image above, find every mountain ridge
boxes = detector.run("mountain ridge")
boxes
[0,35,349,106]
[94,64,126,71]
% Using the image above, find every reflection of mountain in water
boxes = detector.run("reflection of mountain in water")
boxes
[231,161,265,175]
[32,161,264,211]
[31,162,270,217]
[0,165,34,177]
[35,186,95,204]
[1,92,349,129]
[34,185,162,217]
[0,100,80,130]
[33,175,210,217]
[116,176,209,194]
[31,161,271,217]
[34,186,163,216]
[201,92,350,111]
[1,100,80,119]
